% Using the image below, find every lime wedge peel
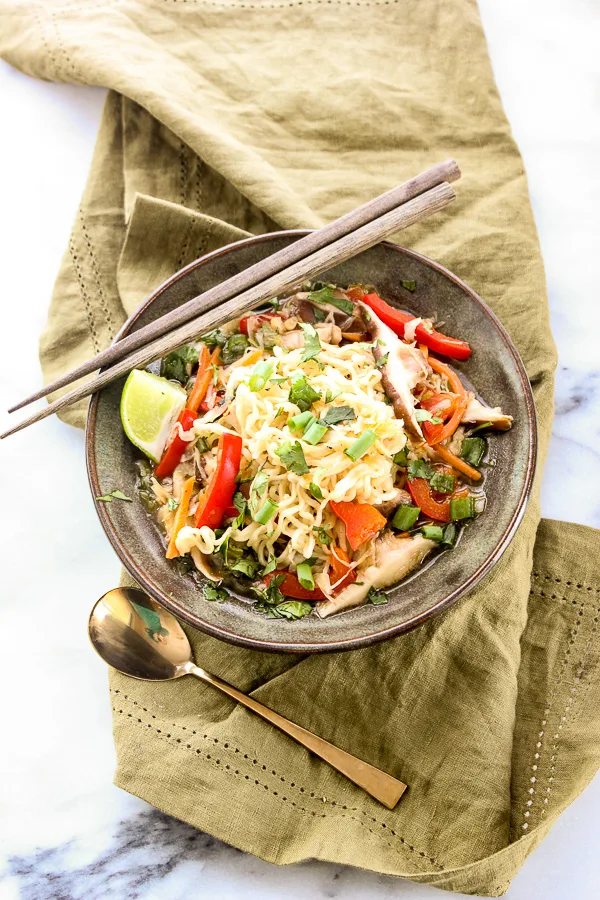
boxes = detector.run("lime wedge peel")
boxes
[120,369,187,463]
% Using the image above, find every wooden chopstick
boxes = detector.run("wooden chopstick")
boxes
[8,159,460,414]
[1,181,456,439]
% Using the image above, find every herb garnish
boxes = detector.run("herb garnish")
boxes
[313,525,333,546]
[407,458,435,481]
[319,405,356,427]
[288,373,321,411]
[300,323,322,363]
[276,440,309,476]
[308,286,354,315]
[401,280,417,292]
[167,497,180,511]
[367,587,388,605]
[203,584,228,602]
[96,489,133,503]
[266,600,313,620]
[309,482,324,501]
[161,344,199,383]
[248,467,269,515]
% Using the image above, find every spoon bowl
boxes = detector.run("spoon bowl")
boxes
[89,587,407,808]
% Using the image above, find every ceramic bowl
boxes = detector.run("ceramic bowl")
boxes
[86,232,536,653]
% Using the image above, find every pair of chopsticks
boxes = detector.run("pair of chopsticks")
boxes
[2,159,460,439]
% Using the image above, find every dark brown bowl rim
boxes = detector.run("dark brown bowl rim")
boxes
[86,230,537,654]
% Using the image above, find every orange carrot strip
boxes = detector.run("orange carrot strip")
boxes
[188,346,219,412]
[428,355,466,396]
[433,444,482,482]
[166,476,196,558]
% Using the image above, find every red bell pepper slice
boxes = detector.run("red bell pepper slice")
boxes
[361,292,471,361]
[406,477,451,523]
[329,500,387,551]
[239,313,278,335]
[265,571,326,601]
[194,432,243,530]
[419,392,459,445]
[154,407,197,480]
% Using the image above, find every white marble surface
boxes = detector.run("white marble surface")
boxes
[0,1,599,897]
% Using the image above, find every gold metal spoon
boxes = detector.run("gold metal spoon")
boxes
[89,587,407,809]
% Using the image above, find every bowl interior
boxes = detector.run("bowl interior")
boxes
[87,232,536,653]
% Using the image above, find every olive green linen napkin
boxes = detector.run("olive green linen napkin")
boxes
[2,1,599,894]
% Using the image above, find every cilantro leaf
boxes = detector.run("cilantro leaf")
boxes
[407,458,435,481]
[288,373,321,412]
[300,323,322,363]
[232,491,247,529]
[96,489,133,503]
[375,353,389,368]
[313,525,332,546]
[275,440,309,476]
[231,557,260,579]
[319,405,356,426]
[325,387,342,403]
[167,497,179,511]
[401,280,417,292]
[308,286,354,315]
[249,467,269,515]
[222,334,250,365]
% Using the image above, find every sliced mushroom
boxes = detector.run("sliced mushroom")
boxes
[461,394,513,430]
[278,323,342,350]
[360,301,431,436]
[316,532,436,617]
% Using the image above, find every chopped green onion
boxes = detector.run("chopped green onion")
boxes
[429,472,455,494]
[441,522,459,546]
[270,376,289,384]
[195,435,210,452]
[392,504,421,531]
[345,429,377,461]
[296,562,314,591]
[309,482,323,501]
[407,458,435,481]
[253,498,278,524]
[421,525,444,541]
[450,496,476,521]
[461,436,487,467]
[303,422,328,445]
[393,447,409,467]
[248,360,274,392]
[288,411,315,432]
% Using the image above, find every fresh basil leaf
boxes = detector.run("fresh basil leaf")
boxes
[161,344,199,384]
[367,587,388,605]
[401,280,417,292]
[407,458,435,481]
[275,440,309,476]
[222,333,250,365]
[203,584,228,602]
[288,373,321,412]
[231,557,260,579]
[300,323,322,363]
[263,557,278,576]
[319,405,356,427]
[266,600,313,620]
[308,286,353,315]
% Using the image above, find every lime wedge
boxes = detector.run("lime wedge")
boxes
[120,369,187,462]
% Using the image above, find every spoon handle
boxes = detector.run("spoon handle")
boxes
[188,664,407,809]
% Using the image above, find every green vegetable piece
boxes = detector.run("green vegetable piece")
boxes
[344,429,377,461]
[263,557,278,576]
[266,600,313,620]
[259,322,279,349]
[248,467,269,515]
[312,307,326,322]
[407,458,435,481]
[296,562,315,591]
[441,522,459,546]
[393,447,409,467]
[254,498,278,524]
[421,524,444,541]
[288,373,321,412]
[313,525,332,546]
[270,376,289,384]
[275,440,309,475]
[195,436,210,453]
[401,279,417,292]
[468,421,493,434]
[461,436,487,467]
[202,330,228,349]
[249,360,274,392]
[308,286,354,315]
[203,584,228,602]
[96,489,133,503]
[324,387,343,403]
[222,333,250,365]
[429,472,455,494]
[450,496,476,521]
[232,491,247,529]
[319,405,356,427]
[167,497,179,511]
[375,353,389,368]
[303,422,328,445]
[288,411,315,432]
[300,323,322,363]
[161,344,199,384]
[231,557,260,578]
[367,587,388,605]
[392,504,421,531]
[309,482,323,501]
